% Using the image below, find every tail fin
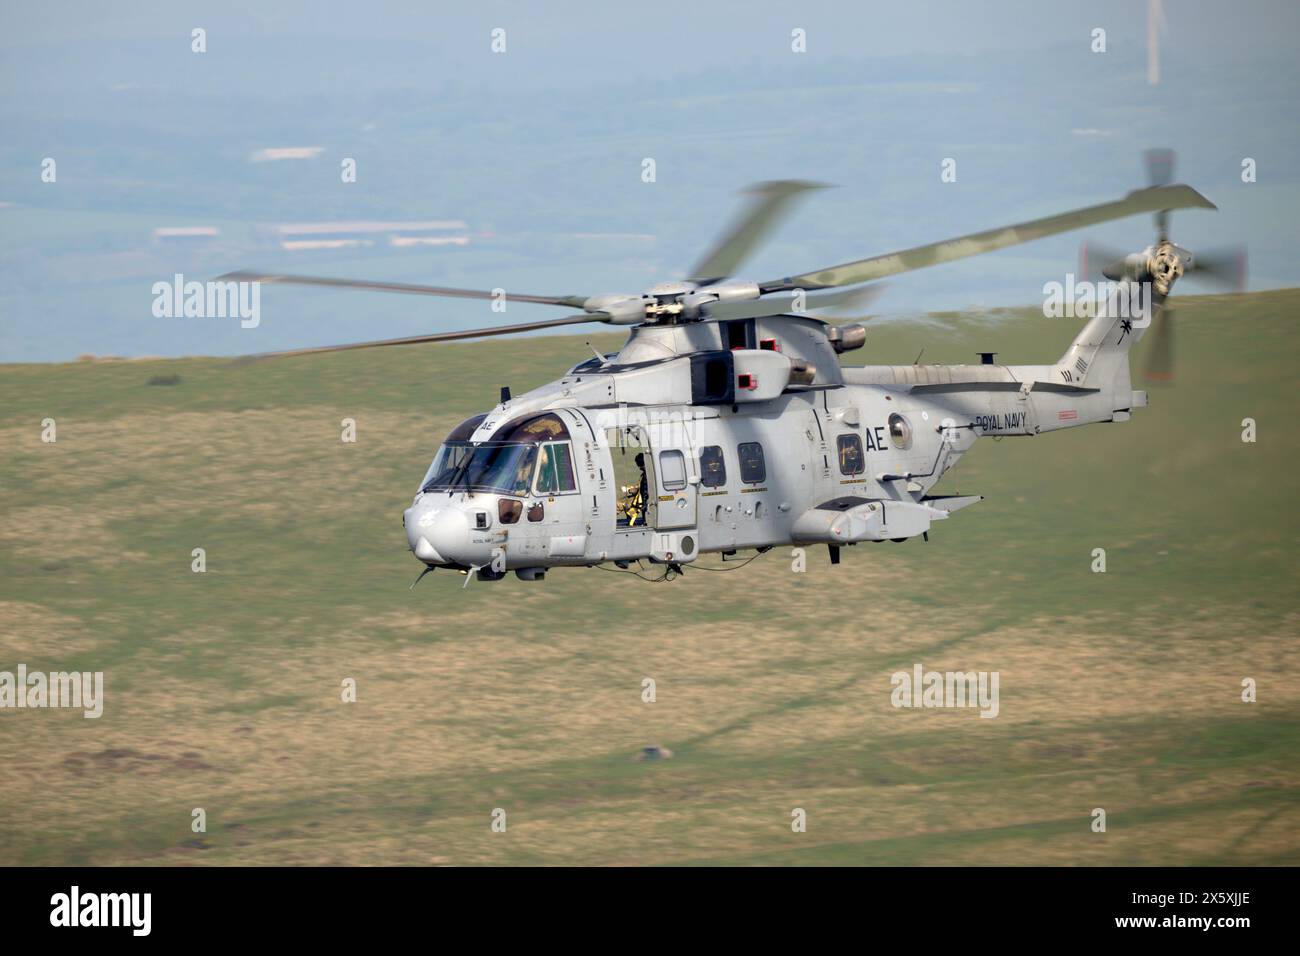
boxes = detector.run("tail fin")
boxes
[1057,282,1155,395]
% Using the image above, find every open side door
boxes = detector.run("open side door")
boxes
[652,447,697,531]
[604,426,659,530]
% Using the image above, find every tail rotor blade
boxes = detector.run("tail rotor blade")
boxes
[1155,209,1170,242]
[1144,149,1176,239]
[1143,302,1175,383]
[1190,245,1248,292]
[1079,239,1129,281]
[1144,148,1176,188]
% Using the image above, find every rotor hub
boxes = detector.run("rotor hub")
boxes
[1149,242,1186,295]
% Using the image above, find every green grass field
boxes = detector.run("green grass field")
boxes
[2,289,1297,865]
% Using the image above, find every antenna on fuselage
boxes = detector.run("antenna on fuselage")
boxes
[409,565,436,589]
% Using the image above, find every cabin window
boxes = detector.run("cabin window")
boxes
[888,413,913,450]
[737,441,766,484]
[837,434,864,475]
[534,442,577,495]
[699,445,727,488]
[659,450,687,491]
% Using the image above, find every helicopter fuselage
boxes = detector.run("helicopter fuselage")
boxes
[403,308,1149,581]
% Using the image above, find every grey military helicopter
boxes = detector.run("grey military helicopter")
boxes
[226,156,1226,584]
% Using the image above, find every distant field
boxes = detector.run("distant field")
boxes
[1,289,1297,865]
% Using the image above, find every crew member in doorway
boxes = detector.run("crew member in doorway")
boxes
[623,452,649,527]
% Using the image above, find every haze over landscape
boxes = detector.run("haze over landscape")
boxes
[2,0,1298,361]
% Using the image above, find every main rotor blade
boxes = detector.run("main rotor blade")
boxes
[762,184,1216,292]
[687,180,830,284]
[702,284,883,323]
[241,313,609,359]
[217,271,590,309]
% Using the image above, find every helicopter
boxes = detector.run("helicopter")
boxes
[224,152,1236,584]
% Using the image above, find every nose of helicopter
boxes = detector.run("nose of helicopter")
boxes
[404,497,478,566]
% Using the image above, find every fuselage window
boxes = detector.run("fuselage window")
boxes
[837,434,865,475]
[535,441,577,495]
[699,445,727,488]
[659,449,687,491]
[737,441,766,484]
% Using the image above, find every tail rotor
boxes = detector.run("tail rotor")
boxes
[1077,149,1244,384]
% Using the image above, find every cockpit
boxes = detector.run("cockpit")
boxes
[419,413,577,499]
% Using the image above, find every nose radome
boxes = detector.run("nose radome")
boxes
[404,503,424,556]
[406,501,446,563]
[406,500,477,565]
[425,507,470,560]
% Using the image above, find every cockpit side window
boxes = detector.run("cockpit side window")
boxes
[507,446,538,496]
[534,442,577,495]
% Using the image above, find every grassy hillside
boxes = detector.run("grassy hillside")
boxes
[1,289,1297,865]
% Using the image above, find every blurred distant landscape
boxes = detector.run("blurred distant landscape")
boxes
[1,1,1298,361]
